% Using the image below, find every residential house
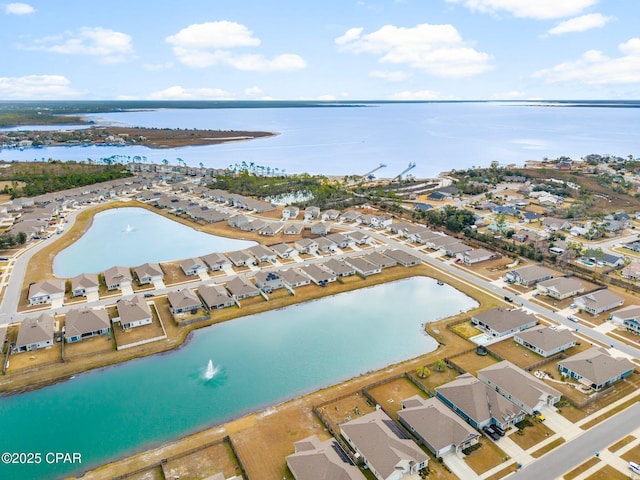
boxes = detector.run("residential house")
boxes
[310,222,331,235]
[477,361,562,414]
[471,308,538,338]
[240,219,265,232]
[280,268,311,288]
[340,409,429,480]
[282,206,300,219]
[294,238,318,254]
[283,223,304,235]
[424,234,459,251]
[574,289,624,315]
[64,308,111,343]
[271,243,295,259]
[167,289,202,314]
[346,230,371,245]
[398,396,480,457]
[258,222,283,236]
[363,251,397,269]
[198,284,235,310]
[115,295,153,329]
[383,249,421,267]
[442,242,472,257]
[133,262,164,285]
[621,261,640,281]
[202,252,231,271]
[514,326,577,357]
[180,257,207,276]
[304,206,321,221]
[254,271,284,291]
[339,210,362,223]
[301,264,336,285]
[326,232,353,249]
[558,347,634,391]
[28,279,65,305]
[610,305,640,335]
[543,217,572,232]
[428,191,449,201]
[504,265,555,286]
[70,273,99,297]
[536,277,585,300]
[323,258,356,278]
[414,203,433,212]
[522,211,543,223]
[584,249,625,268]
[247,244,277,264]
[345,257,381,277]
[315,236,339,253]
[460,248,496,265]
[321,209,341,221]
[226,277,260,299]
[286,435,366,480]
[435,373,525,430]
[13,314,55,352]
[103,266,133,291]
[227,214,250,228]
[226,250,255,267]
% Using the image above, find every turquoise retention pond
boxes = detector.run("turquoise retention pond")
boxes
[52,207,257,278]
[0,276,477,479]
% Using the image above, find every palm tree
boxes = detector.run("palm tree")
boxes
[435,359,447,372]
[199,162,204,169]
[416,366,431,379]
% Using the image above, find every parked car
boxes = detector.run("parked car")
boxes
[504,296,513,302]
[629,462,640,474]
[533,410,545,422]
[143,293,155,298]
[568,316,578,323]
[492,425,506,437]
[482,425,500,441]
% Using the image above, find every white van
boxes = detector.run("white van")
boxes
[629,461,640,474]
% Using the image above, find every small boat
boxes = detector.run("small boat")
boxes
[437,280,444,285]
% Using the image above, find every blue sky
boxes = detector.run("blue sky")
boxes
[1,0,639,100]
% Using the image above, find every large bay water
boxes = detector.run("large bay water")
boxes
[52,207,257,278]
[0,276,477,479]
[1,102,638,177]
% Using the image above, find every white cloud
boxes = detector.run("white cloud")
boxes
[548,13,613,35]
[147,86,234,100]
[4,2,34,15]
[166,21,260,49]
[21,27,134,63]
[533,38,640,85]
[142,62,174,72]
[445,0,597,19]
[336,23,492,77]
[244,86,264,97]
[335,27,363,45]
[389,89,451,100]
[369,70,411,82]
[0,75,84,99]
[166,21,305,71]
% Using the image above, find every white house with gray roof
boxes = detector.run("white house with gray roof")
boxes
[226,250,255,267]
[345,257,381,277]
[301,264,336,285]
[340,409,428,480]
[226,276,260,299]
[198,284,234,310]
[324,258,356,278]
[286,435,366,480]
[345,230,371,245]
[471,308,537,338]
[103,266,133,291]
[271,243,295,259]
[167,289,202,314]
[478,361,562,414]
[610,305,640,334]
[70,273,99,297]
[115,295,152,329]
[13,314,55,352]
[460,248,496,265]
[435,373,525,430]
[179,257,207,276]
[64,308,111,343]
[133,262,164,285]
[28,279,65,305]
[248,244,277,263]
[294,238,318,254]
[398,395,480,457]
[504,265,555,286]
[202,252,231,271]
[558,347,634,391]
[536,277,585,300]
[282,206,299,219]
[384,249,421,267]
[280,268,311,288]
[363,251,397,269]
[283,223,304,235]
[255,271,284,291]
[574,289,624,315]
[514,326,577,357]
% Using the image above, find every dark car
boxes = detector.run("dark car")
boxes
[482,425,500,441]
[492,425,506,437]
[504,295,513,302]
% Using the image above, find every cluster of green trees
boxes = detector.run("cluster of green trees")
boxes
[0,231,27,249]
[1,163,132,198]
[0,112,86,127]
[413,206,477,233]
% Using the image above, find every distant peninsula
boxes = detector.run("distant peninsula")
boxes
[0,126,277,150]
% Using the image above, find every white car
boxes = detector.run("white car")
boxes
[629,462,640,474]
